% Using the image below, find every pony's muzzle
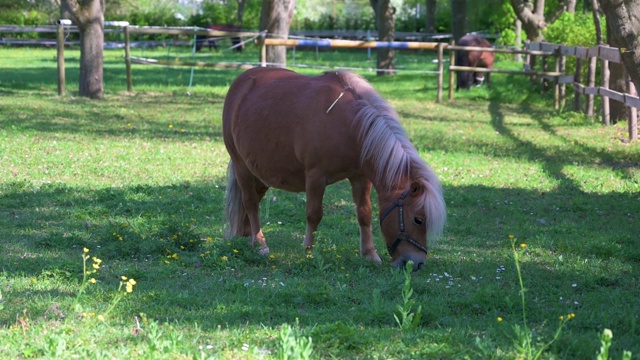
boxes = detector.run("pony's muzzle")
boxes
[392,255,426,272]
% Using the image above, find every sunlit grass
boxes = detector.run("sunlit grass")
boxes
[0,46,638,359]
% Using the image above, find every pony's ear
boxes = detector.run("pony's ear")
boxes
[409,180,424,197]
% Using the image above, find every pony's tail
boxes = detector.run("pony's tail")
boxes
[224,161,246,239]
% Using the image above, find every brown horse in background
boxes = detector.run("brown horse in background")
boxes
[195,24,243,52]
[222,67,446,271]
[456,34,495,90]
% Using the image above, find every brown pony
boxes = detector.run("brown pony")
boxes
[222,67,446,271]
[456,34,495,90]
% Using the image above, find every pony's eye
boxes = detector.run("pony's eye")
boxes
[413,217,424,226]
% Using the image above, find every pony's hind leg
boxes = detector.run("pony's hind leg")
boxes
[349,176,382,264]
[225,161,270,255]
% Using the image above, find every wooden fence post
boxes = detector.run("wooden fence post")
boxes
[56,20,69,96]
[601,52,610,126]
[437,42,444,103]
[626,74,638,141]
[124,26,133,92]
[573,56,582,112]
[559,50,566,109]
[586,56,597,117]
[542,50,548,92]
[448,40,455,101]
[554,47,560,109]
[259,34,266,67]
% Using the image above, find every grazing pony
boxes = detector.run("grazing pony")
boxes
[195,24,243,52]
[222,67,446,271]
[456,34,495,90]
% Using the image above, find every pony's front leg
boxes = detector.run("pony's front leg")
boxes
[349,176,381,264]
[302,176,326,251]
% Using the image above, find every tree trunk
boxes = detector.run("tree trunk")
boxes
[451,0,467,41]
[592,0,603,44]
[425,0,436,34]
[565,0,577,12]
[60,0,104,99]
[510,0,546,41]
[370,0,396,76]
[260,0,297,67]
[599,0,640,107]
[237,0,247,25]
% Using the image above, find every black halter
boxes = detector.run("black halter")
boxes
[379,187,429,256]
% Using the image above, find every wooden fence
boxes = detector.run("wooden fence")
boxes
[3,24,637,141]
[526,42,638,142]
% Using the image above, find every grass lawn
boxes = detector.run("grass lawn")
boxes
[0,44,638,359]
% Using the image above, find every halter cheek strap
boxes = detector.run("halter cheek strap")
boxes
[379,188,429,256]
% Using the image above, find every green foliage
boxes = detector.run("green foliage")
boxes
[543,12,601,46]
[0,9,50,27]
[393,261,423,332]
[279,322,314,360]
[597,329,633,360]
[492,2,518,47]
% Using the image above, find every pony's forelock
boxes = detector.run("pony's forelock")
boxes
[336,71,446,244]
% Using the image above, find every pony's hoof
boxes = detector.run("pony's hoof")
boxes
[364,252,382,264]
[258,245,270,256]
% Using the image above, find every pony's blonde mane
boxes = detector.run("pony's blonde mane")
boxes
[335,71,446,244]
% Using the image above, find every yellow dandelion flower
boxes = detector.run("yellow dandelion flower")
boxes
[83,247,90,253]
[189,239,194,243]
[200,253,205,257]
[164,260,170,264]
[169,124,173,129]
[128,279,136,286]
[520,243,527,249]
[121,275,128,281]
[220,256,228,261]
[92,263,100,270]
[269,255,275,260]
[180,246,185,250]
[206,237,213,242]
[126,283,134,293]
[508,234,515,239]
[89,278,97,284]
[233,249,239,254]
[497,317,503,322]
[92,257,102,265]
[98,314,105,321]
[560,315,565,320]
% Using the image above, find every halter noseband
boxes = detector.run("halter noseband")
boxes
[379,187,429,256]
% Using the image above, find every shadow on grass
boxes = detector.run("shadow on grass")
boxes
[1,175,638,329]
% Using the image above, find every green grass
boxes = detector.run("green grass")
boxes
[1,44,639,359]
